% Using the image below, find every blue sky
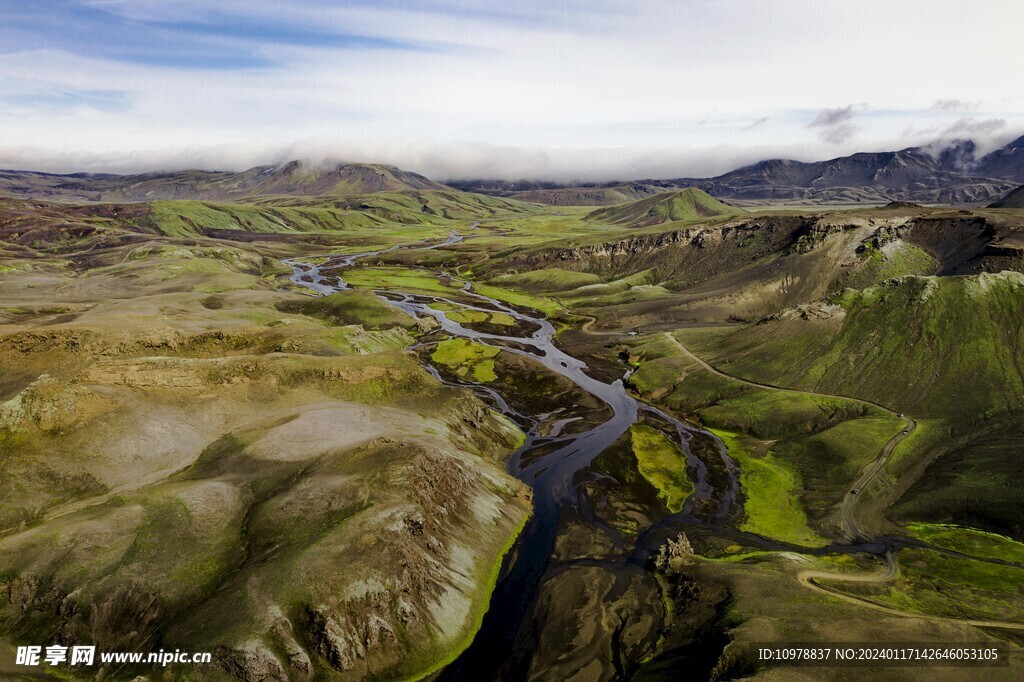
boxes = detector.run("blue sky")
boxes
[0,0,1022,180]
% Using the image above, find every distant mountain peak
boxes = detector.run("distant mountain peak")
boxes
[0,159,451,203]
[3,132,1024,206]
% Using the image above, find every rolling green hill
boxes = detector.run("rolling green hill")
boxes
[511,183,660,206]
[585,188,741,227]
[238,160,448,197]
[0,161,453,203]
[97,161,454,203]
[680,272,1024,421]
[266,189,541,222]
[141,190,539,238]
[673,271,1024,538]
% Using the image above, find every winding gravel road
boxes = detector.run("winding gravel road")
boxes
[661,331,916,541]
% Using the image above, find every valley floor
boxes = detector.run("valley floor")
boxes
[2,192,1024,680]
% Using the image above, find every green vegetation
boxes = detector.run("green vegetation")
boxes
[711,428,828,547]
[6,164,1024,679]
[770,415,902,512]
[886,418,946,476]
[471,282,561,316]
[296,289,414,329]
[847,241,936,286]
[566,270,659,306]
[146,200,297,237]
[623,331,901,525]
[908,523,1024,564]
[698,390,871,440]
[490,312,516,326]
[489,268,604,292]
[891,424,1024,538]
[143,188,541,239]
[567,283,671,309]
[629,424,693,513]
[317,327,415,355]
[447,309,516,326]
[680,273,1024,421]
[587,189,741,228]
[319,189,542,223]
[346,266,453,294]
[432,338,501,381]
[396,510,531,682]
[446,309,488,324]
[858,549,1024,622]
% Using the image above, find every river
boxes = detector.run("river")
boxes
[286,233,747,678]
[286,231,1024,679]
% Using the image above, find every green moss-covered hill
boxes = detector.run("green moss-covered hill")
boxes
[586,188,741,228]
[684,272,1024,422]
[142,191,538,238]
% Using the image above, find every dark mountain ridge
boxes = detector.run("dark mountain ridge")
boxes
[990,184,1024,209]
[455,135,1024,206]
[0,160,449,203]
[3,135,1024,206]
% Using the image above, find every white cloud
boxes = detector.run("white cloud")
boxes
[931,99,974,111]
[944,117,1006,137]
[807,106,856,128]
[0,0,1022,179]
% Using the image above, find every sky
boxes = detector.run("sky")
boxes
[1,0,1022,181]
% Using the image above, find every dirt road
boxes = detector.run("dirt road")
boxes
[662,331,915,541]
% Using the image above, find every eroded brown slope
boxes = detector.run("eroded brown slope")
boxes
[0,221,530,681]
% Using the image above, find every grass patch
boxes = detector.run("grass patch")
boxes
[907,523,1024,564]
[470,283,561,316]
[345,266,453,294]
[772,415,903,514]
[887,418,946,476]
[432,338,500,382]
[295,289,414,330]
[847,241,937,286]
[630,424,694,513]
[890,423,1024,538]
[862,549,1024,622]
[447,309,516,326]
[698,390,871,440]
[681,273,1024,422]
[489,312,516,326]
[394,510,531,682]
[489,268,603,292]
[711,428,828,547]
[587,189,740,228]
[317,327,415,355]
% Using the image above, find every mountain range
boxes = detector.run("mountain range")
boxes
[452,136,1024,205]
[0,160,446,203]
[991,184,1024,208]
[2,135,1024,206]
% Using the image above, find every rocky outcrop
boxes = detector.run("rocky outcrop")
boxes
[0,384,531,681]
[217,641,291,682]
[761,301,847,323]
[494,217,815,276]
[0,374,113,431]
[0,329,530,682]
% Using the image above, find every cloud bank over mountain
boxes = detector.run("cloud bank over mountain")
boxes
[1,1,1022,180]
